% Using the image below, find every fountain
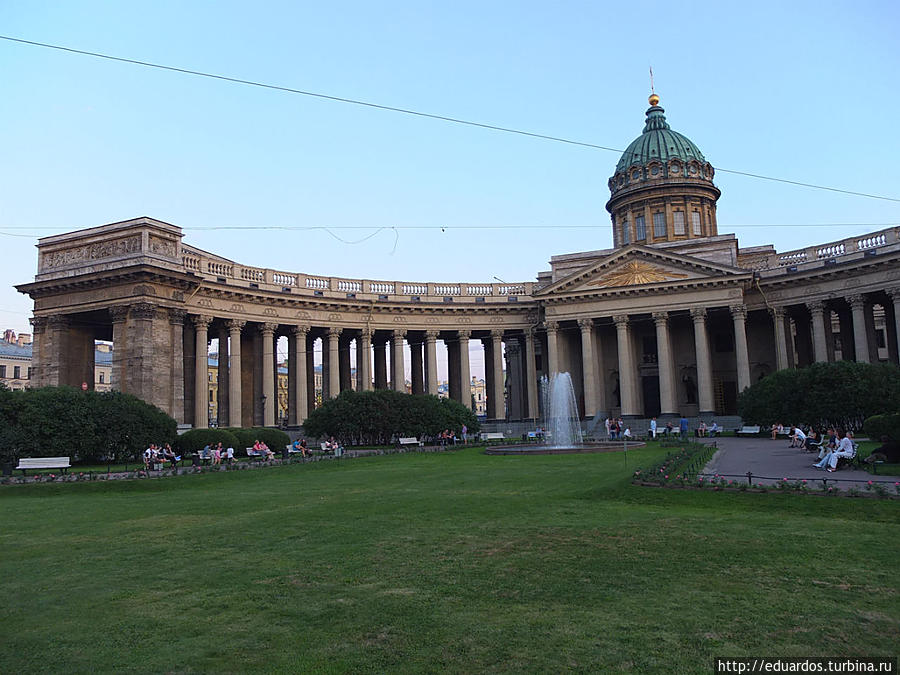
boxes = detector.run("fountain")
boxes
[485,371,644,455]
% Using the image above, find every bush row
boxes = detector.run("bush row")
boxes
[174,427,290,456]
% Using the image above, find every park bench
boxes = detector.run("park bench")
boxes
[319,442,344,457]
[398,437,423,448]
[736,425,761,436]
[16,457,71,476]
[479,432,505,443]
[286,444,307,455]
[246,447,266,460]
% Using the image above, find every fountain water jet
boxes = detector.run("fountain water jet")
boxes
[540,372,584,449]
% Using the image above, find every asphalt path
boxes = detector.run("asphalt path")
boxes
[701,436,897,486]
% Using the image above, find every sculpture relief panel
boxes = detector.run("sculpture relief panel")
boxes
[41,235,141,270]
[147,234,177,258]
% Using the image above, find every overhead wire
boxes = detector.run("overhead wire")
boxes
[1,34,898,204]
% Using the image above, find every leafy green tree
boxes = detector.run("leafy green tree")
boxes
[303,390,479,446]
[0,387,176,464]
[738,361,900,431]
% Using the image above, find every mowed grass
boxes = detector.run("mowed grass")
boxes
[1,446,898,674]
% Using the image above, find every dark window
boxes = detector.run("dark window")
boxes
[876,329,886,349]
[635,215,646,241]
[13,366,20,379]
[0,365,6,378]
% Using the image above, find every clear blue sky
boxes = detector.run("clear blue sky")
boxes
[2,0,898,343]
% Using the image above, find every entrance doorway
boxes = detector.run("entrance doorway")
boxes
[641,375,660,417]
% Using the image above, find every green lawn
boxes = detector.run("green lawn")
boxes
[1,446,898,673]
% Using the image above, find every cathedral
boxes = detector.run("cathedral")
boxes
[17,95,900,429]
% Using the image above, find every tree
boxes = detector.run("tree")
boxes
[302,390,479,446]
[738,361,900,431]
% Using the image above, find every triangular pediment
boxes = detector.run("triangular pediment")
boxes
[535,245,750,297]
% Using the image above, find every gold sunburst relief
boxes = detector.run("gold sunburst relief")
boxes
[587,261,688,288]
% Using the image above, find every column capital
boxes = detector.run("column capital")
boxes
[652,311,669,324]
[168,308,187,325]
[542,321,558,334]
[392,329,407,340]
[490,329,504,339]
[424,329,439,341]
[729,304,747,320]
[225,319,245,332]
[29,316,48,333]
[260,322,279,335]
[886,287,900,301]
[132,303,158,320]
[805,300,825,314]
[577,318,593,331]
[290,324,310,338]
[358,326,374,340]
[109,305,130,324]
[457,329,471,340]
[846,294,866,309]
[327,326,342,339]
[612,314,629,328]
[769,306,785,320]
[689,307,707,322]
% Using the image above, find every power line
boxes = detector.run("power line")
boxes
[2,34,899,204]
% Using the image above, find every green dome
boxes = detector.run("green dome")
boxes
[615,104,706,173]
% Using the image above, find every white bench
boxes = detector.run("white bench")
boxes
[16,457,71,475]
[320,442,344,457]
[398,437,423,447]
[736,425,761,436]
[479,432,505,443]
[246,447,266,460]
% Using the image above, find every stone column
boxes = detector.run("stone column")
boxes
[109,306,129,393]
[770,307,790,371]
[424,330,439,396]
[359,328,373,391]
[730,305,752,393]
[457,329,472,409]
[226,320,244,427]
[29,317,47,387]
[578,319,596,419]
[327,327,341,398]
[392,330,406,392]
[888,288,900,362]
[490,330,505,421]
[168,309,186,424]
[374,336,388,390]
[193,314,212,429]
[613,315,637,416]
[652,311,677,414]
[216,325,229,427]
[410,338,424,395]
[524,329,539,420]
[806,301,828,363]
[306,334,316,410]
[545,321,559,376]
[291,325,309,424]
[847,294,870,363]
[691,308,715,415]
[260,323,277,426]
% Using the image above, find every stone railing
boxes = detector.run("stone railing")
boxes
[742,226,900,271]
[179,245,534,301]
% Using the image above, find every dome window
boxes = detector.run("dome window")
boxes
[650,165,660,177]
[689,164,699,175]
[670,163,681,174]
[631,170,641,180]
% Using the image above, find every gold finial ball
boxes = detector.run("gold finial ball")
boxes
[648,93,660,106]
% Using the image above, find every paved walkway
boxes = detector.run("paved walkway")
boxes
[701,436,897,486]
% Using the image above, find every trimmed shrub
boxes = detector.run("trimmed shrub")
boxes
[302,389,479,446]
[0,386,176,464]
[738,361,900,432]
[173,429,240,455]
[863,413,900,441]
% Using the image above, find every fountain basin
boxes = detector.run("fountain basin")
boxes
[484,441,645,455]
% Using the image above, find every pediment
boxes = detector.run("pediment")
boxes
[535,245,749,297]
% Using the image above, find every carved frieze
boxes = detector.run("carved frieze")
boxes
[263,308,278,317]
[230,303,245,313]
[132,284,157,296]
[41,235,141,270]
[197,298,213,308]
[148,234,177,258]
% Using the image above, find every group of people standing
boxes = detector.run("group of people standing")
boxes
[604,417,631,440]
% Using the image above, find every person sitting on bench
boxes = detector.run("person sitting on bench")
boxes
[789,426,806,448]
[814,428,854,472]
